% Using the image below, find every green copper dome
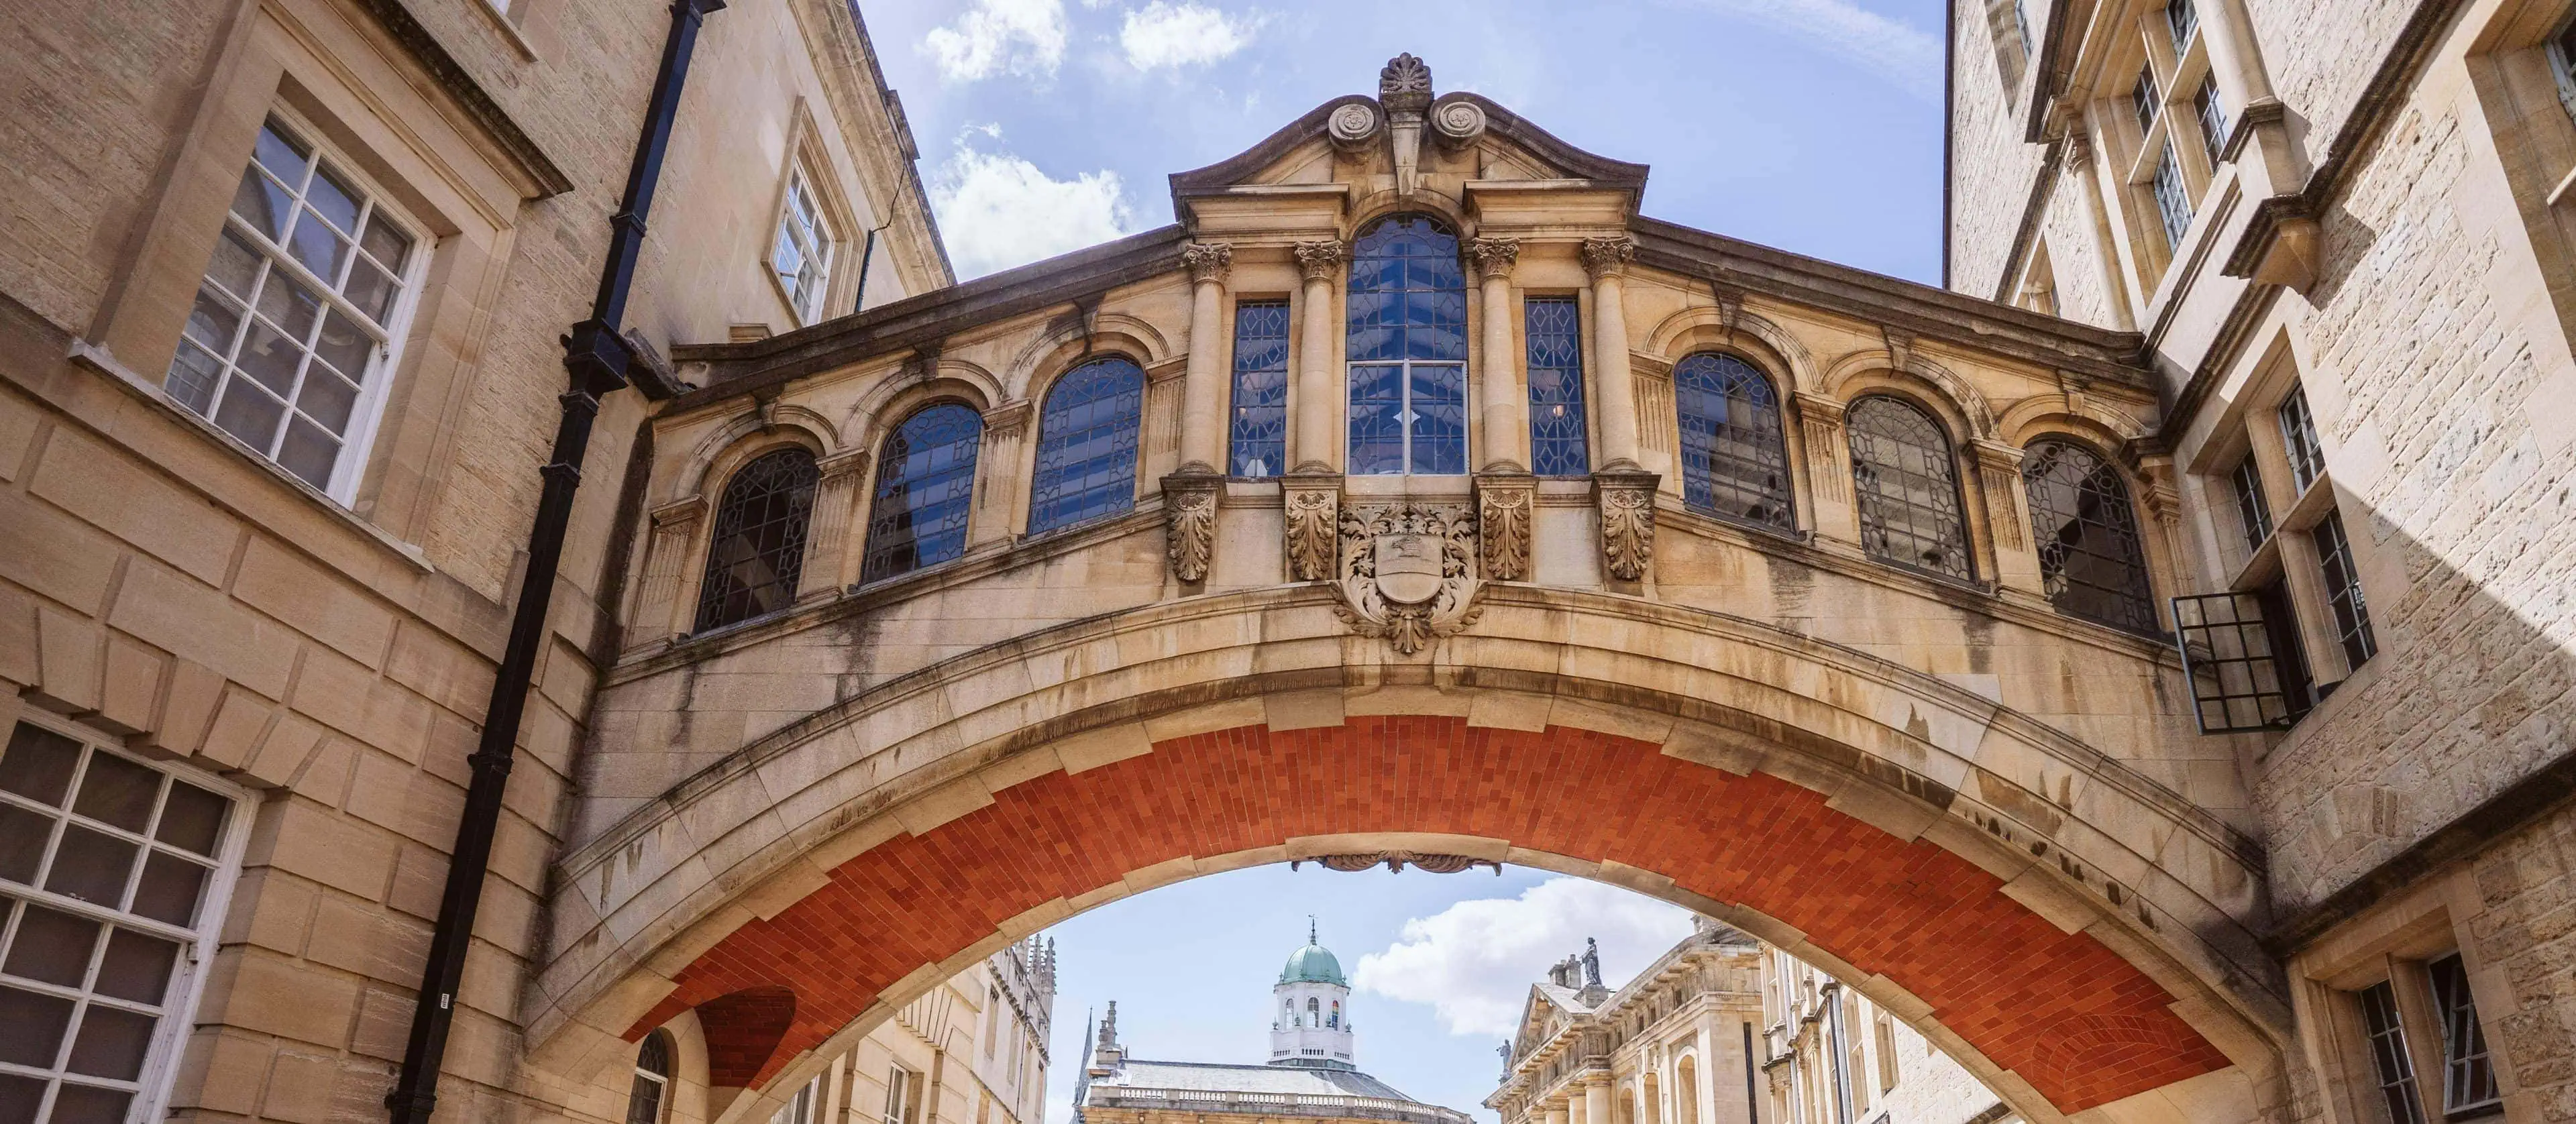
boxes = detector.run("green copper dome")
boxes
[1279,943,1346,985]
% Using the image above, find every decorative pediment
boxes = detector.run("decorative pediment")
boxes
[1168,54,1648,234]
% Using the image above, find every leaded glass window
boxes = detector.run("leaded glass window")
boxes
[2152,142,2193,248]
[1346,215,1468,475]
[1228,301,1290,478]
[0,719,240,1124]
[625,1031,674,1124]
[2428,954,2500,1113]
[694,448,818,632]
[2357,983,2426,1124]
[1523,297,1589,477]
[2279,385,2326,492]
[168,113,419,498]
[1028,357,1145,534]
[861,404,983,583]
[1672,353,1792,530]
[2022,440,2157,632]
[2315,510,2377,669]
[1847,396,1973,580]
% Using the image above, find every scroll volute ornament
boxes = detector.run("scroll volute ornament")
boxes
[1593,469,1659,581]
[1161,472,1222,583]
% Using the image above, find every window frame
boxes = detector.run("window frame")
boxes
[1522,295,1592,477]
[859,402,985,585]
[1226,299,1292,479]
[625,1031,676,1124]
[0,712,252,1124]
[2355,982,2428,1124]
[1845,394,1978,583]
[1344,214,1470,477]
[883,1065,916,1124]
[1026,355,1148,536]
[2426,954,2502,1114]
[771,160,839,327]
[170,105,431,504]
[1672,352,1796,532]
[2021,437,2161,634]
[2313,509,2378,671]
[2548,10,2576,123]
[692,445,822,633]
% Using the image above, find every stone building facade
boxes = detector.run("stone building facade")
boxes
[0,0,943,1121]
[1953,0,2576,1120]
[1487,922,2014,1124]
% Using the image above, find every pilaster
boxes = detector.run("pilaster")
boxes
[1969,439,2042,596]
[1582,237,1641,470]
[797,449,870,601]
[1469,236,1525,473]
[975,401,1033,548]
[1179,242,1234,474]
[629,496,706,650]
[1792,392,1858,545]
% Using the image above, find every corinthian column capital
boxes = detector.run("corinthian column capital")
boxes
[1181,241,1233,284]
[1293,240,1346,280]
[1580,236,1636,280]
[1466,236,1521,281]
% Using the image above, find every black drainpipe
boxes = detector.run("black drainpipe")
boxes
[384,1,722,1120]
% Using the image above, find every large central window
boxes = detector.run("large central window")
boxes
[1345,215,1467,475]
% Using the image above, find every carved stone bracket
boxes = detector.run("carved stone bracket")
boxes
[1474,471,1536,581]
[1332,500,1483,655]
[1592,469,1660,582]
[1281,474,1342,581]
[1161,471,1223,584]
[1291,851,1502,875]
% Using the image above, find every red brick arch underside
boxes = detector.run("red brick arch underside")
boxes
[629,716,2229,1110]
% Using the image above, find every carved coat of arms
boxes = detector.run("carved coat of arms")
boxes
[1332,502,1482,655]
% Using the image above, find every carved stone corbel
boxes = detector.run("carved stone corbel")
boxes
[1161,471,1223,584]
[1591,469,1659,582]
[1474,471,1536,581]
[1281,473,1342,582]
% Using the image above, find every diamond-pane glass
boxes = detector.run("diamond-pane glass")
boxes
[2022,440,2157,632]
[1674,353,1792,529]
[1345,215,1467,475]
[1523,298,1589,477]
[694,449,818,632]
[1029,357,1144,534]
[861,404,983,584]
[1228,302,1290,478]
[1847,396,1972,579]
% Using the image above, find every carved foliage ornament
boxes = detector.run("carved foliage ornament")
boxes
[1284,484,1340,581]
[1292,852,1502,875]
[1294,240,1346,282]
[1181,241,1233,284]
[1379,53,1433,109]
[1465,236,1520,281]
[1580,236,1637,279]
[1332,502,1483,655]
[1595,473,1657,581]
[1163,474,1222,583]
[1476,477,1533,581]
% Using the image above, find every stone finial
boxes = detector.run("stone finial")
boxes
[1379,53,1432,111]
[1580,237,1636,280]
[1182,241,1233,284]
[1294,240,1347,281]
[1466,237,1521,281]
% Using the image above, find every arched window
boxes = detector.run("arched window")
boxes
[1346,215,1467,475]
[2021,439,2157,632]
[1672,353,1792,528]
[1307,997,1321,1023]
[625,1030,674,1124]
[1845,396,1972,580]
[695,447,818,631]
[1329,1000,1341,1029]
[861,403,983,583]
[1028,357,1145,535]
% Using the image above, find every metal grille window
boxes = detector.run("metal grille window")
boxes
[2152,143,2194,248]
[2171,591,2301,730]
[1028,357,1145,534]
[861,404,983,583]
[0,719,241,1124]
[167,113,419,498]
[2357,983,2426,1124]
[2278,385,2326,492]
[2166,0,2198,47]
[2428,954,2500,1112]
[1523,297,1590,477]
[2022,440,2158,632]
[2231,455,2273,549]
[694,448,818,632]
[2193,75,2229,162]
[1228,301,1291,478]
[1674,353,1792,529]
[1847,396,1973,580]
[2314,510,2377,669]
[625,1031,674,1124]
[2131,70,2161,133]
[773,166,835,325]
[1346,215,1468,475]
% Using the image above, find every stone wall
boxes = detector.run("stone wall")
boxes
[1947,0,2049,304]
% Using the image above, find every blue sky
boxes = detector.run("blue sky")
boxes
[863,0,1947,283]
[1031,866,1698,1124]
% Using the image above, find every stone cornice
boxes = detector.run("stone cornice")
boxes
[347,0,573,196]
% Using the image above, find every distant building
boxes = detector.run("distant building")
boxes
[1487,921,2015,1124]
[1077,926,1474,1124]
[750,938,1057,1124]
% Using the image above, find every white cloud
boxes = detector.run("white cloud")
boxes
[930,143,1135,279]
[1680,0,1942,99]
[923,0,1069,82]
[1351,878,1698,1038]
[1118,1,1258,70]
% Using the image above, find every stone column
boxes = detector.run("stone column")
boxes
[1792,392,1859,545]
[973,401,1032,548]
[1470,237,1525,471]
[1583,1073,1612,1124]
[797,449,870,600]
[1178,242,1233,475]
[1582,237,1642,469]
[1970,438,2041,596]
[2061,135,2138,331]
[1291,241,1344,473]
[1565,1093,1585,1124]
[629,496,705,649]
[1546,1098,1570,1124]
